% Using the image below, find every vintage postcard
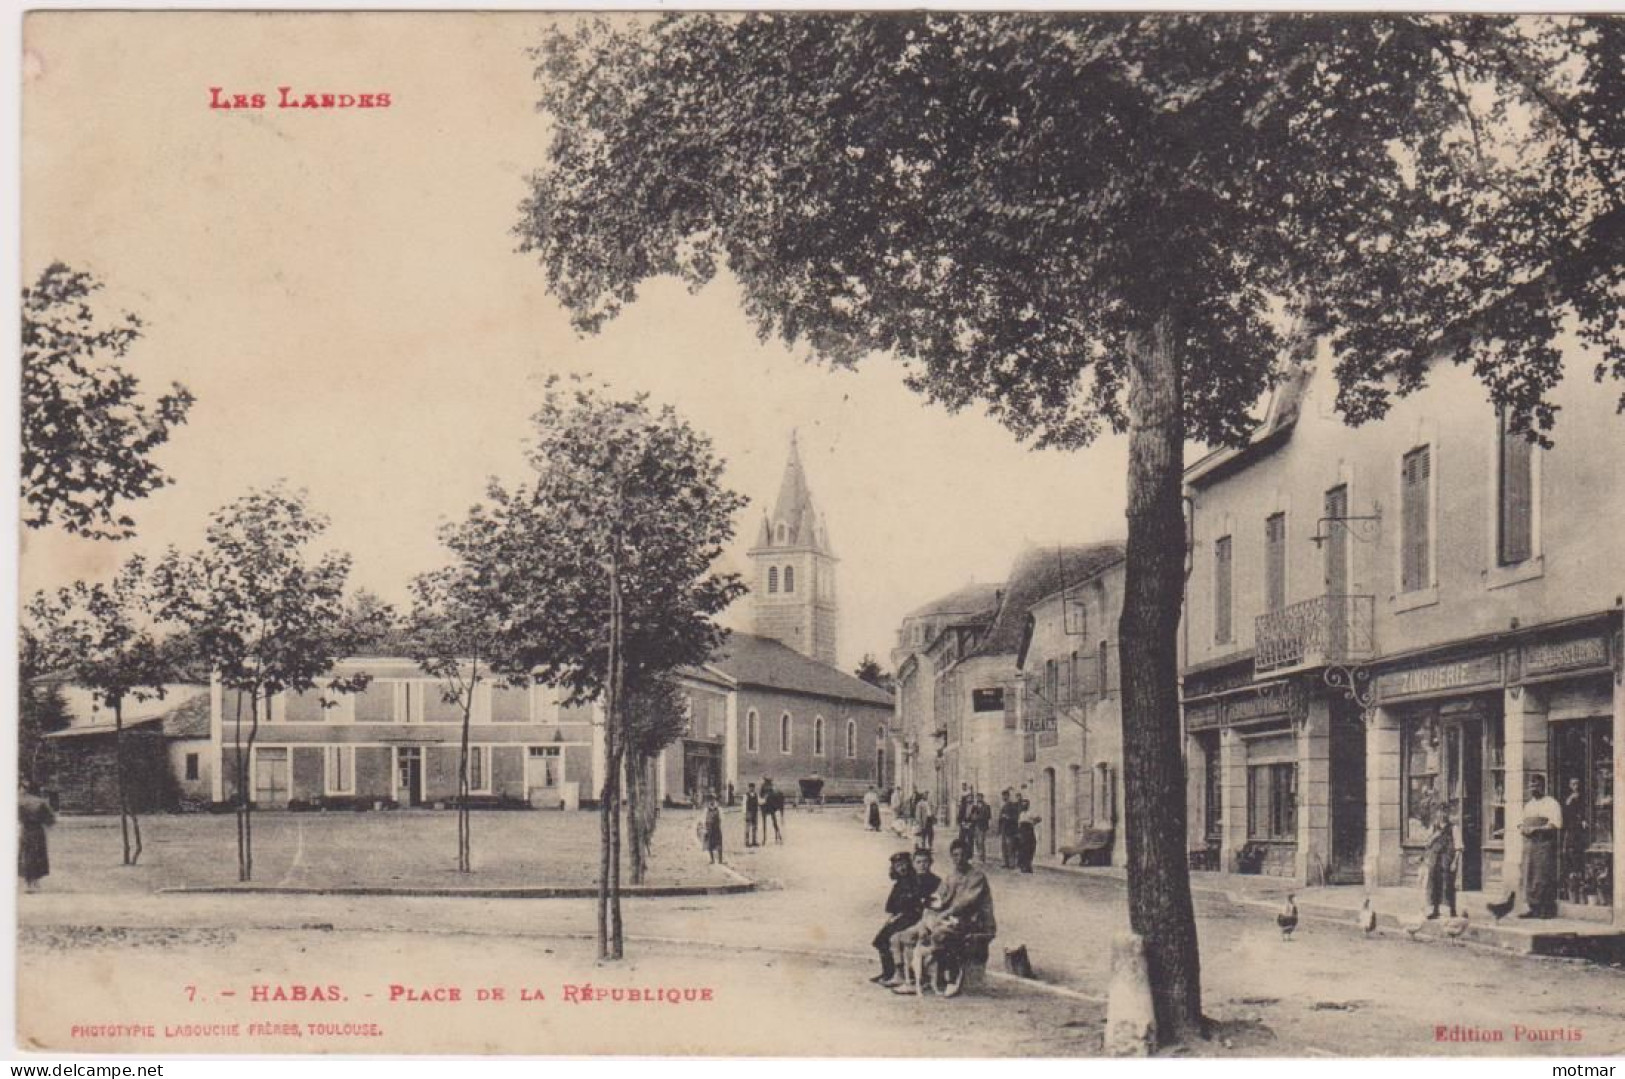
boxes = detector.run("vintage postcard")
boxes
[15,9,1625,1060]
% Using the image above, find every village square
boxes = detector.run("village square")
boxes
[16,10,1625,1061]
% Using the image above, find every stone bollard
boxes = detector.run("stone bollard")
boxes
[1104,932,1157,1056]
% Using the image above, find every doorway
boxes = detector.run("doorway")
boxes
[1328,702,1366,883]
[394,747,424,807]
[1043,768,1057,855]
[253,747,289,807]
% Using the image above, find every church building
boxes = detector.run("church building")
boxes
[655,434,894,804]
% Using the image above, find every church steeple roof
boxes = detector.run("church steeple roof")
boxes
[762,431,830,553]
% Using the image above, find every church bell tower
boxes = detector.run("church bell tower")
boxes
[747,432,839,667]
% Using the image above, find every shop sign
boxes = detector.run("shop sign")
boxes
[1022,714,1057,733]
[1374,653,1503,702]
[1185,699,1223,732]
[1225,690,1294,725]
[1519,636,1610,680]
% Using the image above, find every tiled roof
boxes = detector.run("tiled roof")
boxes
[970,542,1127,659]
[710,633,894,707]
[162,693,212,739]
[905,582,1005,621]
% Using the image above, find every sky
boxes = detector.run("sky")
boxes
[20,11,1130,670]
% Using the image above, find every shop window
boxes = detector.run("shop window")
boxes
[1486,714,1506,842]
[1403,715,1444,843]
[1247,762,1297,840]
[1552,717,1615,850]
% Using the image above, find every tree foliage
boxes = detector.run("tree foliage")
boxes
[854,654,895,693]
[520,14,1622,446]
[21,263,195,539]
[26,555,183,864]
[151,484,366,880]
[515,12,1623,1039]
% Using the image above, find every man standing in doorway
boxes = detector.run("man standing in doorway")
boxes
[1519,774,1563,918]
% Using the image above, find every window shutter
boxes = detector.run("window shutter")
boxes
[1214,536,1233,643]
[1265,513,1286,612]
[1401,447,1431,592]
[1004,684,1018,730]
[1499,412,1533,565]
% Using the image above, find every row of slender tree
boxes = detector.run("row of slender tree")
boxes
[22,263,745,960]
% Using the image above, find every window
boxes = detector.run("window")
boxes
[354,681,397,723]
[468,746,489,794]
[1401,445,1432,592]
[1265,513,1286,612]
[776,522,787,543]
[283,687,330,723]
[783,566,795,593]
[184,753,200,782]
[1214,535,1233,644]
[1402,715,1443,843]
[421,683,462,724]
[846,719,858,758]
[768,567,779,594]
[1098,640,1110,697]
[489,683,530,723]
[1247,762,1297,840]
[1069,651,1080,702]
[813,716,826,756]
[1497,410,1534,565]
[746,710,760,754]
[325,746,355,795]
[780,712,792,754]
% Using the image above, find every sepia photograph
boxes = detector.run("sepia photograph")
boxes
[13,8,1625,1061]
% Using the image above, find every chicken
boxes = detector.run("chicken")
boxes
[1403,916,1426,940]
[1486,891,1517,922]
[1358,895,1377,936]
[1277,894,1299,941]
[1443,910,1469,939]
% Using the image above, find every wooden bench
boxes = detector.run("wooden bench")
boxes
[1059,827,1115,866]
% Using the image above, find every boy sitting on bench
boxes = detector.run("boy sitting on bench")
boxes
[889,838,997,996]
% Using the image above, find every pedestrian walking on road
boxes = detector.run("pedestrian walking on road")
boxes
[18,785,54,892]
[744,783,760,847]
[970,794,992,863]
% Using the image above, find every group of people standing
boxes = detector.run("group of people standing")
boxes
[884,784,1042,873]
[1418,773,1582,921]
[742,779,785,848]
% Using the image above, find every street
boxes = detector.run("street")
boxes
[17,807,1625,1056]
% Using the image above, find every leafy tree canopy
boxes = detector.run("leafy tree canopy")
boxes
[22,263,195,538]
[483,377,748,702]
[519,13,1624,447]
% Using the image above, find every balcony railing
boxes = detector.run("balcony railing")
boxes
[1253,594,1375,675]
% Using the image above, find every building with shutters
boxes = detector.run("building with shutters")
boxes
[1181,338,1624,923]
[209,657,598,811]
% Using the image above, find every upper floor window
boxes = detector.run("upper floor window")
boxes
[1098,639,1110,697]
[776,522,787,543]
[784,566,795,593]
[813,715,826,756]
[1401,445,1432,592]
[746,710,760,754]
[1265,513,1287,612]
[780,712,793,754]
[768,567,779,594]
[1497,410,1534,566]
[1214,535,1233,645]
[846,719,858,758]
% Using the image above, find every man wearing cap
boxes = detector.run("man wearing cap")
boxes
[871,849,940,985]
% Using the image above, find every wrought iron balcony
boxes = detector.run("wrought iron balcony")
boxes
[1253,594,1375,675]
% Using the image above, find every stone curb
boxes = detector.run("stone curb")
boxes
[159,878,758,900]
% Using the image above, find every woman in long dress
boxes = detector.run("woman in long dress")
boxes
[19,788,55,891]
[702,796,724,865]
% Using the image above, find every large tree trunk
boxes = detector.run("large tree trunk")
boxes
[1119,312,1203,1045]
[598,537,626,959]
[626,752,646,886]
